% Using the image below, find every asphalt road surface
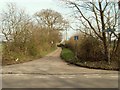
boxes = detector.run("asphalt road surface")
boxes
[1,48,118,88]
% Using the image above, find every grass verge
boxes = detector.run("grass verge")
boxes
[60,48,75,63]
[2,47,57,66]
[61,48,119,71]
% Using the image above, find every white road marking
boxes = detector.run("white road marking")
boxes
[87,76,101,78]
[84,74,101,78]
[59,76,66,78]
[40,68,49,70]
[110,76,118,78]
[59,75,76,78]
[38,76,50,78]
[59,76,74,78]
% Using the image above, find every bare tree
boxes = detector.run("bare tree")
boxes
[1,3,32,42]
[1,3,64,64]
[0,3,32,55]
[60,0,120,63]
[34,9,69,31]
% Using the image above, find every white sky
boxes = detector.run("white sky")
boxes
[0,0,76,40]
[0,0,65,15]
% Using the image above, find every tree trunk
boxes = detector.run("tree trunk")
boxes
[99,2,109,62]
[102,37,109,61]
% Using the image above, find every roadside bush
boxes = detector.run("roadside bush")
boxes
[77,36,104,61]
[66,34,105,62]
[65,37,76,51]
[1,4,65,65]
[2,27,60,65]
[111,41,120,63]
[27,43,38,56]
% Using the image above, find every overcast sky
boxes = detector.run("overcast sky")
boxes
[0,0,76,40]
[0,0,67,15]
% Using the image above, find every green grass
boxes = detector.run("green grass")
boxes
[40,47,57,57]
[61,48,75,63]
[61,48,119,71]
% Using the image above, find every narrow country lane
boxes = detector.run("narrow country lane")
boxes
[2,48,118,88]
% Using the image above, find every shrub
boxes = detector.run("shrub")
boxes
[2,27,61,65]
[27,43,38,56]
[66,34,105,62]
[77,36,104,61]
